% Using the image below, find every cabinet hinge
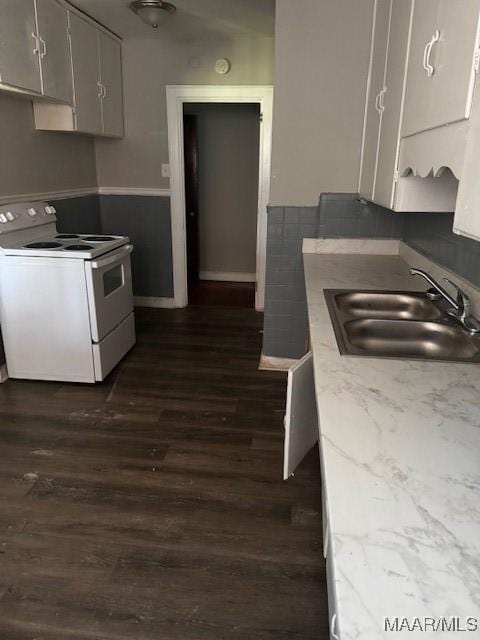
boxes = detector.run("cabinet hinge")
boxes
[474,48,480,73]
[260,112,263,123]
[393,170,400,183]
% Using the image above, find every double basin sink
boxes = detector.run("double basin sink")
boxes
[324,290,480,363]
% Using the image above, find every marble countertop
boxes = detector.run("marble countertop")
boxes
[303,240,480,639]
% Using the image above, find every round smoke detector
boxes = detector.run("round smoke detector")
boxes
[214,58,231,75]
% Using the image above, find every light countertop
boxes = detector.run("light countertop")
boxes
[303,240,480,639]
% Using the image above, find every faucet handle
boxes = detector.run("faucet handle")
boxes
[444,278,470,316]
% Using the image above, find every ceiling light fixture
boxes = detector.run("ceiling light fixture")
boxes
[129,0,176,28]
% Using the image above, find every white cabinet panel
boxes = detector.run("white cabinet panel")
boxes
[403,0,480,137]
[359,0,391,201]
[99,31,124,137]
[0,0,41,94]
[283,352,318,480]
[375,0,413,208]
[35,0,72,103]
[69,12,102,135]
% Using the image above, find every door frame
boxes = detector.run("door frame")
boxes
[166,85,274,310]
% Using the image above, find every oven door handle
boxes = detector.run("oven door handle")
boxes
[90,244,133,270]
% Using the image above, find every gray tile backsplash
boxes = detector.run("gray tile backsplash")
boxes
[263,194,407,359]
[263,191,480,360]
[403,212,480,287]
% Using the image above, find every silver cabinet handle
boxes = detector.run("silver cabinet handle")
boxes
[423,30,440,77]
[32,32,40,55]
[39,36,47,58]
[91,245,133,270]
[375,88,386,113]
[97,80,103,98]
[331,613,340,640]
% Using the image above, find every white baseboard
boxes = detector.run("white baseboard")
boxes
[200,271,256,283]
[134,296,176,308]
[0,364,8,383]
[258,353,298,372]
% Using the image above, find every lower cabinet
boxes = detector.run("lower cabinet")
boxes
[283,353,340,638]
[283,352,318,480]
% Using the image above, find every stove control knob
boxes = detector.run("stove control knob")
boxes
[44,206,56,215]
[27,208,38,217]
[5,211,15,222]
[0,214,8,224]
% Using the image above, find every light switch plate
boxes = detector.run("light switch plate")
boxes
[161,164,170,178]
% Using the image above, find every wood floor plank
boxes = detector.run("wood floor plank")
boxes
[0,306,327,639]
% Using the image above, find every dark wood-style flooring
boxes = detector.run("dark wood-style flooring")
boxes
[189,280,256,308]
[0,306,327,639]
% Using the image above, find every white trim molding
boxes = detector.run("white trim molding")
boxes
[0,187,98,205]
[97,187,171,197]
[166,85,273,311]
[0,186,171,205]
[0,364,8,383]
[134,296,176,308]
[199,271,256,283]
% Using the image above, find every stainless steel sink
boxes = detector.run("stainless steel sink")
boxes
[324,289,480,363]
[334,291,443,321]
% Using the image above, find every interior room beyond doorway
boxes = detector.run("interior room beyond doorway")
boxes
[183,102,260,308]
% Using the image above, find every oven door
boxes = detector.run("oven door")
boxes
[84,244,134,342]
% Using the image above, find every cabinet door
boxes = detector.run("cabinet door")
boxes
[0,0,41,93]
[403,0,480,137]
[283,352,318,480]
[98,32,124,137]
[69,12,102,134]
[359,0,391,201]
[375,0,413,208]
[35,0,72,103]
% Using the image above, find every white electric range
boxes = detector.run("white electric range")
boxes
[0,201,136,383]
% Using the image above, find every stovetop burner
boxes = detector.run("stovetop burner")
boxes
[56,234,80,239]
[83,236,116,242]
[25,242,62,249]
[64,244,94,251]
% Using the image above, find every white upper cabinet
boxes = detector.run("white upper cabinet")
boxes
[374,0,413,208]
[69,12,103,135]
[402,0,480,138]
[33,9,124,138]
[359,0,413,209]
[0,1,42,95]
[98,31,124,138]
[359,0,391,202]
[35,0,72,104]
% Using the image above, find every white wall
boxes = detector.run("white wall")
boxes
[269,0,374,206]
[94,35,274,190]
[184,103,260,276]
[0,93,97,200]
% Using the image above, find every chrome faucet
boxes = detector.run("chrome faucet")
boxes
[410,268,480,335]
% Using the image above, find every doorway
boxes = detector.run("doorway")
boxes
[183,103,260,308]
[166,85,273,311]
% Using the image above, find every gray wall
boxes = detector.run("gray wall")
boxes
[269,0,375,206]
[184,103,259,276]
[55,194,173,298]
[100,195,173,298]
[94,35,274,190]
[0,93,97,200]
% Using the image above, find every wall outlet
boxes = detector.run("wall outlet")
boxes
[161,164,170,178]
